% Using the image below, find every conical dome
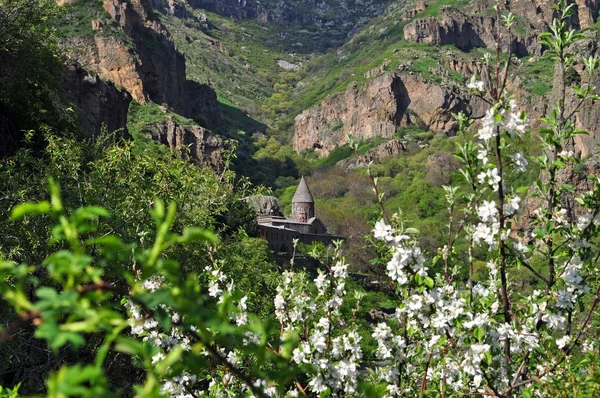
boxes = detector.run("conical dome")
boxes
[292,176,314,203]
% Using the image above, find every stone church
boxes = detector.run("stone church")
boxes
[253,177,342,255]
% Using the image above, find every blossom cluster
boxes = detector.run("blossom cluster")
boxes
[125,265,253,397]
[374,220,427,284]
[478,100,527,143]
[276,249,364,395]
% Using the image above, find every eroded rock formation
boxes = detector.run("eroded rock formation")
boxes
[60,0,220,127]
[403,6,540,56]
[546,31,600,159]
[336,139,407,169]
[293,73,485,156]
[183,0,391,37]
[142,119,224,171]
[403,2,599,55]
[62,63,132,138]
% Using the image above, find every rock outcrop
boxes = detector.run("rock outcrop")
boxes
[142,119,224,171]
[404,7,540,56]
[62,63,132,138]
[403,2,600,55]
[151,0,189,18]
[61,0,220,127]
[544,31,600,159]
[293,73,485,157]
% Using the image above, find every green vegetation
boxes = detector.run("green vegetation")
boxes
[416,0,472,18]
[161,8,302,125]
[520,54,555,96]
[54,0,107,38]
[0,0,73,156]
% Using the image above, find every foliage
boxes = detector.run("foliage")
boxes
[0,0,75,156]
[0,131,282,393]
[54,0,117,39]
[519,54,556,96]
[3,2,600,397]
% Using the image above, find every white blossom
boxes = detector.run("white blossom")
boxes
[478,108,498,142]
[477,200,498,223]
[509,151,528,173]
[503,196,521,216]
[478,168,501,192]
[556,335,571,349]
[467,76,486,92]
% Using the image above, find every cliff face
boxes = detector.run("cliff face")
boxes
[404,7,540,56]
[62,63,132,138]
[61,0,220,128]
[550,32,600,159]
[293,74,485,156]
[404,2,600,55]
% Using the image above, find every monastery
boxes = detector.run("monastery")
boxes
[255,177,342,254]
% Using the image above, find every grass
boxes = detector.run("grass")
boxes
[287,0,481,120]
[160,8,297,129]
[55,0,130,43]
[416,0,473,18]
[127,101,199,137]
[520,55,555,97]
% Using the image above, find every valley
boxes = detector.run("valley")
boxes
[2,0,600,395]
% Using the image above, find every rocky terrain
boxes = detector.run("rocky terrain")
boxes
[291,0,600,159]
[293,73,486,156]
[141,118,224,170]
[403,0,599,55]
[49,0,600,174]
[61,62,132,138]
[182,0,392,31]
[53,0,225,171]
[403,6,541,56]
[61,0,219,125]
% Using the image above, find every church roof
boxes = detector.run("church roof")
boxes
[292,176,314,203]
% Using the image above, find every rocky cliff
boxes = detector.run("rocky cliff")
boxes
[62,63,132,138]
[403,6,540,56]
[403,1,600,56]
[336,139,408,169]
[553,31,600,159]
[184,0,390,24]
[60,0,220,128]
[293,73,485,156]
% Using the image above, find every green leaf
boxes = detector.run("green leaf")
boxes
[36,287,58,300]
[74,206,110,220]
[10,201,51,220]
[47,365,106,397]
[474,327,485,341]
[178,227,218,244]
[562,184,575,193]
[155,346,183,374]
[85,235,125,249]
[424,277,434,289]
[115,337,146,356]
[414,274,423,286]
[154,306,172,330]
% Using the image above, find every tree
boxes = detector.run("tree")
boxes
[0,0,71,157]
